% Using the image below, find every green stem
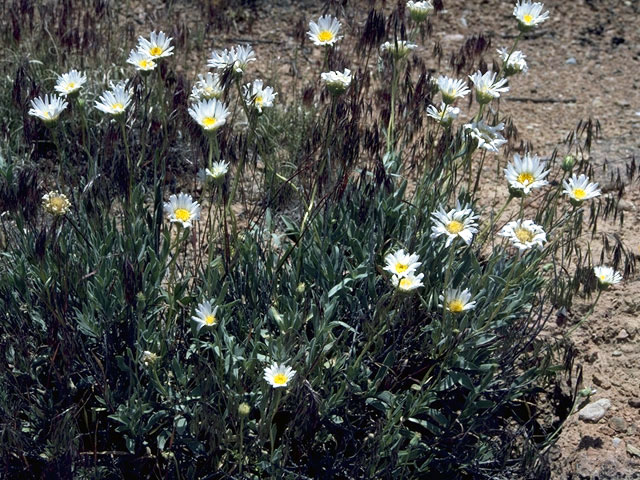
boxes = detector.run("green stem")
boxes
[51,125,64,189]
[121,119,132,207]
[351,293,396,372]
[566,290,602,336]
[442,245,457,328]
[498,33,522,80]
[472,150,487,197]
[238,417,245,474]
[485,253,520,326]
[386,58,399,155]
[477,196,513,246]
[269,390,282,459]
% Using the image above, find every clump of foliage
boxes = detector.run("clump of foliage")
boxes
[0,1,635,479]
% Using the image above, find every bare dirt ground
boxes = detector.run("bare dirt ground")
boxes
[127,0,640,477]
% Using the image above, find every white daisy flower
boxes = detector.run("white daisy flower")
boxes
[430,202,479,247]
[190,72,223,101]
[207,48,234,70]
[406,1,434,22]
[188,98,230,132]
[436,76,470,105]
[513,1,550,32]
[469,70,509,104]
[320,69,352,95]
[243,79,276,113]
[263,362,296,389]
[426,103,460,126]
[383,249,422,277]
[391,272,425,292]
[504,153,550,196]
[95,82,132,116]
[127,50,156,72]
[464,120,507,153]
[54,70,87,97]
[137,30,174,59]
[28,94,68,124]
[307,15,342,47]
[439,287,476,314]
[205,160,229,182]
[191,300,219,331]
[593,266,622,289]
[562,174,601,205]
[380,40,418,59]
[163,192,201,228]
[498,47,528,76]
[208,45,256,74]
[42,191,71,216]
[499,219,546,251]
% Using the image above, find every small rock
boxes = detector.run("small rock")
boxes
[442,34,465,42]
[592,373,611,390]
[627,444,640,458]
[623,319,638,336]
[628,398,640,408]
[617,200,636,212]
[566,57,577,65]
[612,350,622,357]
[617,329,630,341]
[609,416,627,433]
[578,398,612,423]
[616,99,631,107]
[613,437,623,447]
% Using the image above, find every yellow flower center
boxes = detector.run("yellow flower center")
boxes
[150,46,163,56]
[318,30,334,42]
[49,197,66,211]
[399,278,412,289]
[448,299,464,313]
[43,111,51,118]
[68,82,76,89]
[139,59,150,68]
[395,263,408,273]
[255,95,264,106]
[202,117,217,127]
[447,220,464,234]
[174,208,191,222]
[599,274,607,281]
[517,172,535,186]
[515,227,534,243]
[523,14,533,24]
[273,373,287,385]
[204,314,216,326]
[573,188,586,199]
[112,103,124,111]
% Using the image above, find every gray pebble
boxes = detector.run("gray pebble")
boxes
[578,398,611,423]
[609,416,627,433]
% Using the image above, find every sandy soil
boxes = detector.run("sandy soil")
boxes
[126,0,640,477]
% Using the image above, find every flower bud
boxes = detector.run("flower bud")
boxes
[238,402,251,417]
[407,1,434,23]
[561,155,575,172]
